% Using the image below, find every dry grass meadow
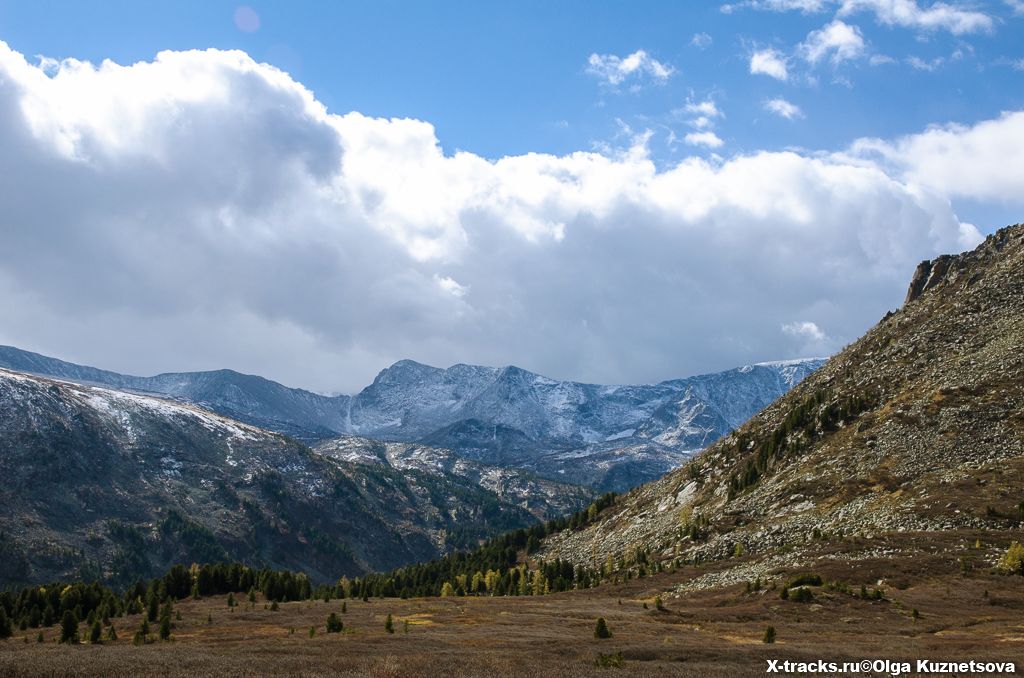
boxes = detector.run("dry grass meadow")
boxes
[2,533,1023,677]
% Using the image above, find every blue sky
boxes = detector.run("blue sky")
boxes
[0,1,1021,390]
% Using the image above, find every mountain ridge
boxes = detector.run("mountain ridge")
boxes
[0,345,824,490]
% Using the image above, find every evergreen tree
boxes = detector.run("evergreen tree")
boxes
[341,601,347,614]
[227,593,236,608]
[326,613,343,633]
[594,617,612,639]
[159,615,171,641]
[385,614,394,634]
[0,607,11,639]
[763,626,776,644]
[59,610,79,644]
[106,625,118,642]
[89,620,103,644]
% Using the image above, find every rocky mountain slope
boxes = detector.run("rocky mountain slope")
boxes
[541,223,1024,591]
[0,369,589,587]
[0,345,822,491]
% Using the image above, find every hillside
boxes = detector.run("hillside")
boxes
[541,223,1024,589]
[0,346,822,491]
[0,369,589,587]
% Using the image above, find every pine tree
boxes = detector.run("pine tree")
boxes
[763,626,776,644]
[440,582,455,597]
[385,614,394,634]
[89,620,103,644]
[106,625,118,642]
[0,607,11,639]
[60,610,79,644]
[326,613,343,633]
[594,617,612,639]
[159,615,171,641]
[227,593,235,608]
[341,601,347,614]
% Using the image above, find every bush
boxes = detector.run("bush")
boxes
[763,626,776,644]
[595,650,624,668]
[786,573,822,588]
[791,587,814,603]
[326,613,343,633]
[385,613,394,634]
[594,617,612,639]
[998,541,1024,575]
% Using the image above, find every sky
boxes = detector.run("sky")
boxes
[0,1,1021,392]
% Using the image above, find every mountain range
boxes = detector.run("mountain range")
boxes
[0,367,591,586]
[0,346,822,491]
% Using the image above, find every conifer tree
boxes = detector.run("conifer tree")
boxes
[89,620,103,644]
[763,626,776,644]
[326,613,343,633]
[594,617,612,639]
[159,615,171,641]
[60,610,79,644]
[106,625,118,642]
[0,607,11,639]
[385,614,394,634]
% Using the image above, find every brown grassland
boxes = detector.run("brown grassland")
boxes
[1,529,1022,677]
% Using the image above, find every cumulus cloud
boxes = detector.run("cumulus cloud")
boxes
[837,0,994,35]
[0,41,993,392]
[750,48,790,80]
[801,20,867,64]
[586,49,674,87]
[1007,0,1024,15]
[848,110,1024,203]
[765,97,805,119]
[683,131,726,148]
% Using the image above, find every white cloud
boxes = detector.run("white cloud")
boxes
[0,41,994,393]
[782,320,830,354]
[801,20,867,64]
[906,55,944,70]
[782,320,826,341]
[586,49,674,86]
[728,0,994,34]
[750,49,790,80]
[723,0,827,12]
[1007,0,1024,15]
[683,131,725,148]
[838,0,994,35]
[684,100,723,119]
[848,110,1024,203]
[764,97,805,119]
[691,32,713,49]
